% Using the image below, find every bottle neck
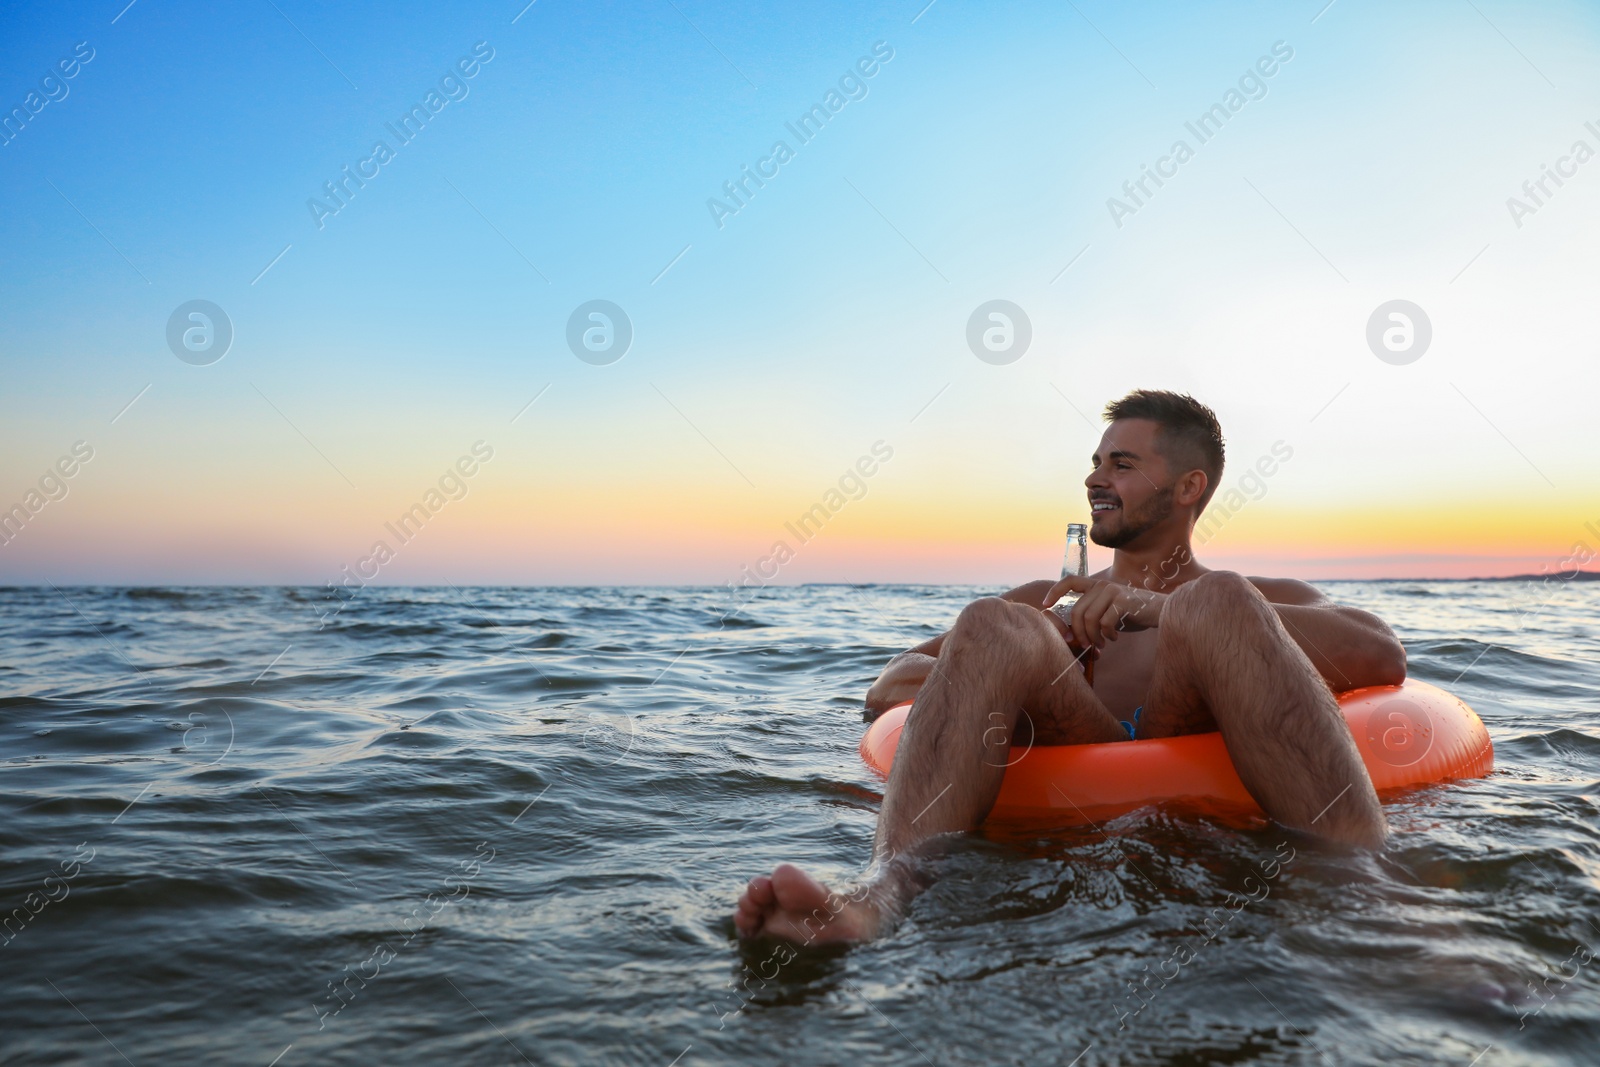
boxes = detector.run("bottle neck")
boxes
[1062,525,1089,578]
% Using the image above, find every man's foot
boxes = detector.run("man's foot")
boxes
[733,863,888,944]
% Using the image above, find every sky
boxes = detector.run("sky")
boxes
[2,0,1598,586]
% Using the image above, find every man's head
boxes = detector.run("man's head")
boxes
[1085,390,1225,549]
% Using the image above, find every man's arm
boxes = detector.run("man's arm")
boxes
[1249,577,1407,690]
[864,579,1057,716]
[1043,572,1406,692]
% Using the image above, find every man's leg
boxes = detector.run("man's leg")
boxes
[871,598,1124,853]
[733,597,1122,943]
[1137,571,1388,848]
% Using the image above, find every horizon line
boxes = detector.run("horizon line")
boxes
[3,572,1596,591]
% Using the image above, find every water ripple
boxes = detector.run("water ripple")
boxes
[0,582,1596,1064]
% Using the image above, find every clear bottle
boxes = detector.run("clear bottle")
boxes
[1060,522,1088,580]
[1056,522,1094,685]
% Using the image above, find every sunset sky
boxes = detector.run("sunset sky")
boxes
[2,0,1597,586]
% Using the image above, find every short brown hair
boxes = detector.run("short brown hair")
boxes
[1103,390,1226,508]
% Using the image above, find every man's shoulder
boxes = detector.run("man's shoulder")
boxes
[1243,574,1326,606]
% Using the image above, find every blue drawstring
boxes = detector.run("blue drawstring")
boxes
[1119,705,1143,741]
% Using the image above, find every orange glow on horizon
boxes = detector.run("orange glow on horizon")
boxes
[15,473,1596,585]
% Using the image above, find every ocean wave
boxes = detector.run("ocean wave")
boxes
[1,582,1596,1065]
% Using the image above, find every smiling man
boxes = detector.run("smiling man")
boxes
[733,390,1407,944]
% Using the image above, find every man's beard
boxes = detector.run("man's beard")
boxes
[1091,484,1176,549]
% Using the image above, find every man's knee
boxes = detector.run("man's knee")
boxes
[951,595,1035,639]
[941,597,1051,684]
[1164,570,1265,633]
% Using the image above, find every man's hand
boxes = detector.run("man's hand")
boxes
[1042,576,1167,651]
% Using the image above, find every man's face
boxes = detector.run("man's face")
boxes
[1084,419,1177,549]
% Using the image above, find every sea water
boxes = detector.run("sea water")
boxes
[0,581,1595,1065]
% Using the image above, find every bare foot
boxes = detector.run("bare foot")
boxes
[733,863,888,944]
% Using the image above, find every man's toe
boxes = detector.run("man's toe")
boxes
[746,875,775,906]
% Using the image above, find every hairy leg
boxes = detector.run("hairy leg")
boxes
[1138,571,1387,848]
[734,597,1123,943]
[874,597,1125,855]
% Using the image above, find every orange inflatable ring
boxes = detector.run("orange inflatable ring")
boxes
[859,678,1493,822]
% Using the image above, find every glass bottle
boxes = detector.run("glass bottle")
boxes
[1055,522,1094,685]
[1060,523,1088,580]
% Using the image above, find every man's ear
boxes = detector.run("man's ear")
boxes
[1176,469,1209,508]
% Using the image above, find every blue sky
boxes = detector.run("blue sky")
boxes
[3,0,1598,583]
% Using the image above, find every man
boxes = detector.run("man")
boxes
[733,390,1406,944]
